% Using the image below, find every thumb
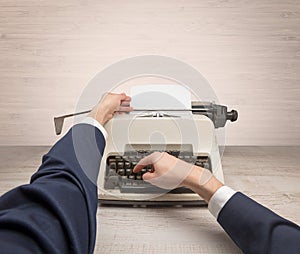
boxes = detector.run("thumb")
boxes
[142,172,157,182]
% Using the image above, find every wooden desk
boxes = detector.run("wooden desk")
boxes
[0,146,299,253]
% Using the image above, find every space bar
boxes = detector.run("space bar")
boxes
[120,185,193,194]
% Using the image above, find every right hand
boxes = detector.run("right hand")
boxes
[133,152,198,190]
[133,152,223,202]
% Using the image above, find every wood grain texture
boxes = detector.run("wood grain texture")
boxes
[0,0,300,145]
[0,146,299,253]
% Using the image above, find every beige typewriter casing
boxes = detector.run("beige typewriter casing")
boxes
[98,113,224,205]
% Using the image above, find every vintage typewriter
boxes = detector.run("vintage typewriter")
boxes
[97,101,238,205]
[54,91,238,206]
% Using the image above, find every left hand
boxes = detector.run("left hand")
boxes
[88,92,132,125]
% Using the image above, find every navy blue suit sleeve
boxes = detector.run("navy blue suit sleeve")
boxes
[217,192,300,254]
[0,124,105,254]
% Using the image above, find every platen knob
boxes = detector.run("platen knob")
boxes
[226,110,238,122]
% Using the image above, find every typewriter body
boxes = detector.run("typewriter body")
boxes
[98,102,238,206]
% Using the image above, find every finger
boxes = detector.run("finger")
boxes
[119,93,130,101]
[133,152,162,173]
[121,96,131,102]
[114,111,131,116]
[118,93,127,101]
[117,106,133,112]
[132,162,147,173]
[115,112,126,115]
[142,172,157,182]
[120,101,131,106]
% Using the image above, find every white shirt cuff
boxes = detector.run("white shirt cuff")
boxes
[208,186,236,219]
[81,117,108,140]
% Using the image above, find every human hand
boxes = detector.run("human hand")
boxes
[88,92,133,125]
[133,152,207,189]
[133,152,191,189]
[133,151,222,202]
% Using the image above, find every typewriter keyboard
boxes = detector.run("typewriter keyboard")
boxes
[104,150,211,194]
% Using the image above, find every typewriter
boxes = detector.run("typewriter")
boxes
[97,101,238,206]
[54,86,238,206]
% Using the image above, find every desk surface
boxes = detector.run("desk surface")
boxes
[0,146,299,253]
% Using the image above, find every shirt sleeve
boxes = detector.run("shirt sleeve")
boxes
[208,186,236,218]
[81,117,108,140]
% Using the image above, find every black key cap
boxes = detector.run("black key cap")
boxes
[126,168,132,175]
[124,161,131,169]
[109,162,116,170]
[108,158,116,164]
[146,165,153,172]
[195,161,203,167]
[170,150,180,157]
[117,168,125,176]
[117,161,124,169]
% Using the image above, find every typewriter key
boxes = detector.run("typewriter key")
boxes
[128,175,135,180]
[124,161,131,169]
[117,161,124,169]
[117,168,125,176]
[126,168,132,175]
[109,162,116,170]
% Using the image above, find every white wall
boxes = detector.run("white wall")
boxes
[0,0,299,146]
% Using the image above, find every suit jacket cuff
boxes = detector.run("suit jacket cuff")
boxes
[81,117,108,140]
[208,186,237,218]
